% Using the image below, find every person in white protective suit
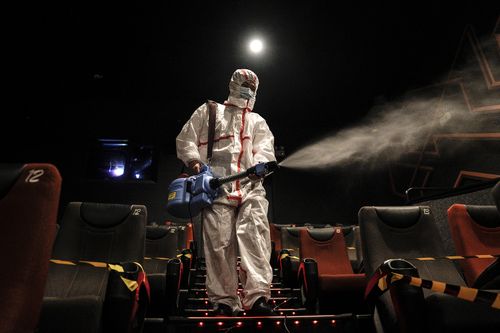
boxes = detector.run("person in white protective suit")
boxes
[176,69,276,316]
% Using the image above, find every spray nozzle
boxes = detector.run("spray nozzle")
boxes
[209,161,279,189]
[247,161,279,177]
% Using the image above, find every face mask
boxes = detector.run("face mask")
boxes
[239,86,255,99]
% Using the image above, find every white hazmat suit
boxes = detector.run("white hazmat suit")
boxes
[176,69,275,313]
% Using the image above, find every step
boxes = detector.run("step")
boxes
[182,307,308,317]
[188,287,297,292]
[166,313,354,328]
[184,296,301,309]
[191,280,284,289]
[191,276,281,283]
[187,295,298,301]
[187,288,300,298]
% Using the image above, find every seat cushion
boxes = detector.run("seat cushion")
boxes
[39,296,104,333]
[143,259,169,317]
[425,292,500,332]
[319,274,367,313]
[39,263,110,333]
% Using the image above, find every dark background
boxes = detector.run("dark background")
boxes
[4,1,500,224]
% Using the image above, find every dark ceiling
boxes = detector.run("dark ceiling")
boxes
[5,1,499,155]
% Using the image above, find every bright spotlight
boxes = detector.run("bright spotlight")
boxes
[249,39,263,54]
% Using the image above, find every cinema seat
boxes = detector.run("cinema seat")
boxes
[269,223,282,268]
[38,202,149,333]
[447,182,500,288]
[177,223,195,253]
[341,225,363,273]
[144,225,183,317]
[493,181,500,208]
[298,227,367,314]
[359,205,500,333]
[0,163,62,333]
[176,223,195,276]
[279,226,306,287]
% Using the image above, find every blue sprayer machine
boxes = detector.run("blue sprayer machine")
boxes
[167,161,278,218]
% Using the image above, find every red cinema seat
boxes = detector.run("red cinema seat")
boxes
[0,163,62,333]
[447,202,500,288]
[299,227,367,313]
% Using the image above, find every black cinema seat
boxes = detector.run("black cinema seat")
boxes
[269,223,294,269]
[359,206,500,333]
[341,225,364,273]
[494,181,500,208]
[0,163,62,333]
[269,223,282,268]
[144,225,183,317]
[38,202,149,333]
[279,226,306,287]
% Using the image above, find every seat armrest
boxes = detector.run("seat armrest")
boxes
[298,258,319,313]
[279,249,300,288]
[103,261,150,332]
[270,241,278,269]
[165,258,182,316]
[178,249,192,288]
[385,259,426,333]
[473,258,500,289]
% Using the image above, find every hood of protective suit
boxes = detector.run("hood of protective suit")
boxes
[226,69,259,111]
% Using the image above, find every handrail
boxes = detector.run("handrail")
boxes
[405,178,499,204]
[405,187,452,203]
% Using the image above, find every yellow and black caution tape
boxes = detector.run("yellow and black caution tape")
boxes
[50,259,108,268]
[365,257,500,310]
[279,252,300,272]
[410,254,500,261]
[277,253,500,263]
[49,259,143,292]
[143,252,192,261]
[279,252,300,261]
[178,252,192,259]
[372,270,499,310]
[144,256,172,261]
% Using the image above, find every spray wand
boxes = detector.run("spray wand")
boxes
[167,161,278,218]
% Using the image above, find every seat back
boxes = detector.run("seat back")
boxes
[359,206,464,284]
[358,206,466,332]
[299,227,353,275]
[270,223,282,252]
[185,222,194,250]
[52,202,147,263]
[144,225,180,317]
[145,225,178,259]
[447,203,500,286]
[176,223,194,252]
[341,225,363,272]
[0,163,61,333]
[41,202,147,333]
[493,181,500,209]
[281,226,306,257]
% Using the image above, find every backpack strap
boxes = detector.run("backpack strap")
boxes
[206,100,217,163]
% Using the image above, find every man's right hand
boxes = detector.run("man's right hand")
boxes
[188,160,202,174]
